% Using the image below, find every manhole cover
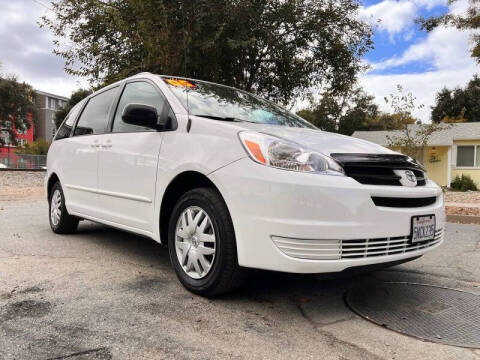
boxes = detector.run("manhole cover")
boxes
[345,282,480,348]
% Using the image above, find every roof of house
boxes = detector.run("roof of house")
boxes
[34,90,69,101]
[352,122,480,147]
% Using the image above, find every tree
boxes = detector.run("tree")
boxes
[0,75,36,146]
[297,92,341,132]
[363,112,416,131]
[418,1,480,62]
[431,76,480,122]
[42,0,373,104]
[385,86,444,163]
[16,139,50,155]
[338,90,379,135]
[54,88,92,128]
[297,87,379,135]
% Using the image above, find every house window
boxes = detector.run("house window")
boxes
[457,145,480,167]
[50,98,57,110]
[1,131,10,145]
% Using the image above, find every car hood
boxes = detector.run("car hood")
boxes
[236,123,396,156]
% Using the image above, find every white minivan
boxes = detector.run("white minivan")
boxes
[46,73,445,295]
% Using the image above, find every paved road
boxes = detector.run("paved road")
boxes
[0,200,479,360]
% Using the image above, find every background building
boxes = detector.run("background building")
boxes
[34,90,68,142]
[0,113,35,154]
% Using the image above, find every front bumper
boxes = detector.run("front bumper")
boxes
[209,158,445,273]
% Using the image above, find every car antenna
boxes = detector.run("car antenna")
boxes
[182,2,192,133]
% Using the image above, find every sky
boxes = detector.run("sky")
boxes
[359,0,478,121]
[0,0,478,122]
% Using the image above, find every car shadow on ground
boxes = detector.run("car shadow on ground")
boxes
[72,220,419,312]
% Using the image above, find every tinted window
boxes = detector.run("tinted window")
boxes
[113,81,168,133]
[74,87,118,136]
[55,102,83,140]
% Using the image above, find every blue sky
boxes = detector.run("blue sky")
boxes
[363,0,448,70]
[0,0,477,122]
[359,0,478,121]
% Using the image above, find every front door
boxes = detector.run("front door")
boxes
[97,81,170,233]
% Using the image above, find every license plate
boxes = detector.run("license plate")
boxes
[411,215,435,243]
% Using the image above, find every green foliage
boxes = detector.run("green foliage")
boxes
[54,88,92,128]
[0,75,36,146]
[296,85,423,135]
[41,0,373,104]
[296,87,378,134]
[431,76,480,123]
[363,112,416,131]
[338,90,379,135]
[297,92,341,132]
[16,139,50,155]
[450,174,478,192]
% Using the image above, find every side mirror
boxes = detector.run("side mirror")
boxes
[122,103,160,130]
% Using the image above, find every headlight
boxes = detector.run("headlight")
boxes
[238,131,344,175]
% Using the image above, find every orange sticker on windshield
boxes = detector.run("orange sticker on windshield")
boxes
[165,78,195,88]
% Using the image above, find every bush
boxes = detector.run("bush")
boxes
[16,139,50,155]
[450,174,478,192]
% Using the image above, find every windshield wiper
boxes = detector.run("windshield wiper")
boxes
[193,114,254,123]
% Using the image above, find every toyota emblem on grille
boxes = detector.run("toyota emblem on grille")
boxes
[393,169,418,187]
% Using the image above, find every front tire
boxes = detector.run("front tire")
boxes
[168,188,245,296]
[49,182,79,234]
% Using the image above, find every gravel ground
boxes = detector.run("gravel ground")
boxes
[0,171,45,187]
[445,191,480,204]
[0,171,45,201]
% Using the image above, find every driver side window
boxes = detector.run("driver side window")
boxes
[113,81,168,133]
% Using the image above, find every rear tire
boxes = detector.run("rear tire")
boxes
[49,182,79,234]
[168,187,246,296]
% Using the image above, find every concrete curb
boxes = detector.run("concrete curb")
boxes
[447,214,480,225]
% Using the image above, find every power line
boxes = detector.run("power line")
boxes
[31,0,53,11]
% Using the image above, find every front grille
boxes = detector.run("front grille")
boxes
[272,229,443,261]
[330,153,426,186]
[371,196,437,208]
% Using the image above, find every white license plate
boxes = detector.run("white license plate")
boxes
[411,215,436,243]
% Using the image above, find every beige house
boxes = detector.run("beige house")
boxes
[352,122,480,187]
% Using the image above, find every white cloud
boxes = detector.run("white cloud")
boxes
[359,0,446,39]
[359,0,417,36]
[361,65,477,122]
[362,0,478,122]
[371,26,473,72]
[0,0,85,97]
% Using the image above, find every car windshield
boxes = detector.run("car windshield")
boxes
[162,77,315,128]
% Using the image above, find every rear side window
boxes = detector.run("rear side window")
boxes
[74,87,118,136]
[112,81,168,133]
[55,102,82,140]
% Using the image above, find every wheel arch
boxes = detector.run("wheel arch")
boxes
[159,170,231,245]
[47,172,60,200]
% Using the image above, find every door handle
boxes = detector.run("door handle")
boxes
[101,144,112,149]
[90,144,100,148]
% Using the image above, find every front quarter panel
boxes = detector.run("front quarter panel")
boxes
[152,114,247,241]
